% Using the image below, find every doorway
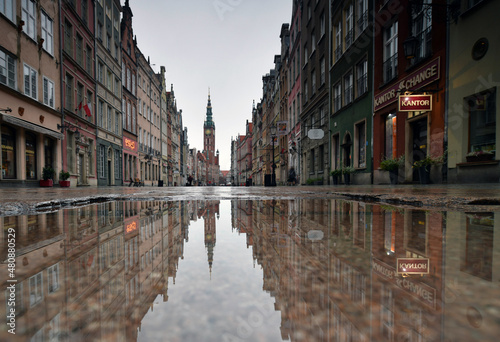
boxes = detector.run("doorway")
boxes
[411,118,428,181]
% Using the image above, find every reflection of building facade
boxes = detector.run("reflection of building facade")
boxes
[444,211,499,341]
[0,199,189,341]
[371,206,444,341]
[197,201,220,275]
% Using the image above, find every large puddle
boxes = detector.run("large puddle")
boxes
[1,199,499,341]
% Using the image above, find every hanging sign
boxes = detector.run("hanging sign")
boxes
[307,129,324,140]
[398,94,432,112]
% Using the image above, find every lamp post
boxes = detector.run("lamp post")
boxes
[270,124,277,186]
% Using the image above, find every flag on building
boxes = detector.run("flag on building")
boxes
[83,103,92,117]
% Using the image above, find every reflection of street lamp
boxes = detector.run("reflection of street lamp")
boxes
[270,125,277,186]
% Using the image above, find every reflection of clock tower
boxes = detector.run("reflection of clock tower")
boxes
[203,90,218,184]
[204,201,219,278]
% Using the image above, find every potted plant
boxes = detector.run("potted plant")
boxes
[466,150,495,162]
[59,170,71,187]
[342,166,356,185]
[40,165,55,187]
[330,168,342,185]
[306,178,315,185]
[380,155,405,185]
[413,154,444,184]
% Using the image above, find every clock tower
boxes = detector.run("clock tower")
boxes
[203,90,218,184]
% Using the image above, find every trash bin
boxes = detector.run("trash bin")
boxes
[158,180,163,187]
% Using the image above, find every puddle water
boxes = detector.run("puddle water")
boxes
[1,199,499,341]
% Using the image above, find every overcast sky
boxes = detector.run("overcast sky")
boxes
[125,0,292,170]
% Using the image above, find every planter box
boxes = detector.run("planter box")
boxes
[40,179,53,187]
[389,170,398,185]
[417,166,430,184]
[466,154,494,162]
[59,180,70,187]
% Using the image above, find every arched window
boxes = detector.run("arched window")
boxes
[1,125,17,179]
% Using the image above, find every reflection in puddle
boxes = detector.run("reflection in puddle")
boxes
[1,200,499,341]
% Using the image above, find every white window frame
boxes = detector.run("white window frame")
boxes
[47,263,60,293]
[41,10,54,55]
[24,63,37,99]
[22,0,36,40]
[345,3,354,48]
[344,71,353,105]
[0,0,15,22]
[29,271,43,307]
[43,76,55,108]
[0,50,16,88]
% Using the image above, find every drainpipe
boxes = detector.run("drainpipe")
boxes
[443,7,450,184]
[58,0,64,172]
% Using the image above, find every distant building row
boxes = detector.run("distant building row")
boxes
[231,0,499,185]
[0,0,194,187]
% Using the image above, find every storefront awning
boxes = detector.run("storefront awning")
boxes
[1,114,63,140]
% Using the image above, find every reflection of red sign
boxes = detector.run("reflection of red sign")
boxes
[123,137,137,152]
[398,95,432,112]
[126,221,137,234]
[373,259,436,309]
[397,258,429,274]
[124,217,139,235]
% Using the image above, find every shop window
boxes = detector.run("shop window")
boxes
[1,125,16,179]
[467,87,496,154]
[44,137,55,168]
[25,132,37,180]
[385,114,397,159]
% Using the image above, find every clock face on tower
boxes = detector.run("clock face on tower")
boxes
[205,129,211,135]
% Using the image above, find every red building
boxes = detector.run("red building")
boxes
[373,0,447,184]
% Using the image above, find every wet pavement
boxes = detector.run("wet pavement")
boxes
[1,183,500,216]
[1,186,500,341]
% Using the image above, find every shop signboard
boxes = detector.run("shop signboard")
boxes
[398,95,432,112]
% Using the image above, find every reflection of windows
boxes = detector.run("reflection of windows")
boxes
[29,272,43,307]
[462,213,494,281]
[48,264,60,293]
[407,210,427,256]
[467,88,496,153]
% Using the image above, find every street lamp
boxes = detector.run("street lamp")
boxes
[270,124,277,186]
